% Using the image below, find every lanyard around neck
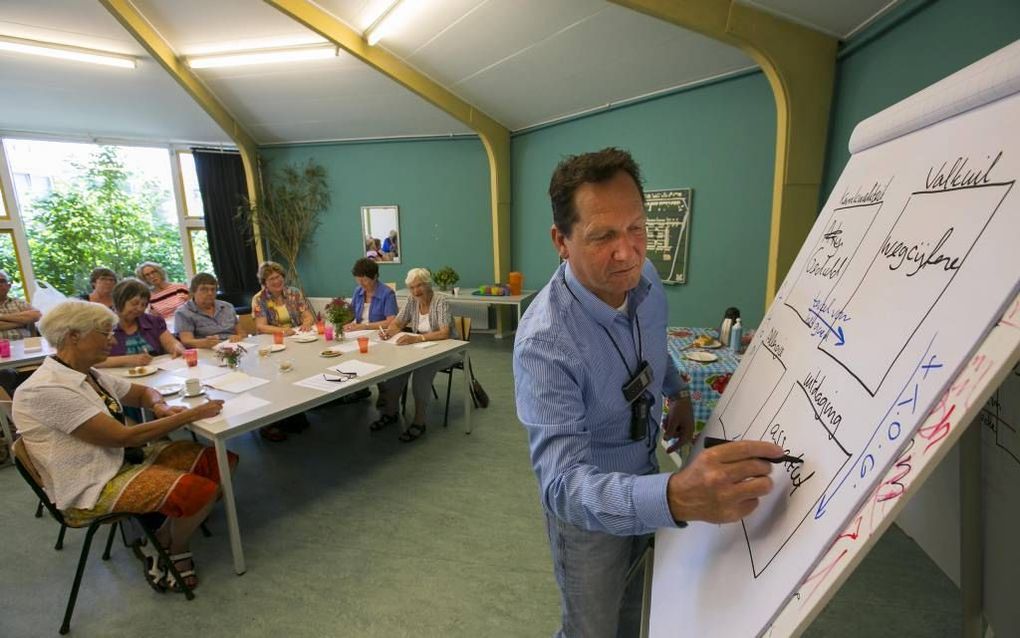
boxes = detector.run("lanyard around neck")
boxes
[561,270,643,376]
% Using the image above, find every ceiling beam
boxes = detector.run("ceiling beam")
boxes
[263,0,511,288]
[98,0,266,263]
[610,0,837,307]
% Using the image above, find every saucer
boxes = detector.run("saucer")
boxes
[182,388,207,398]
[156,384,182,396]
[270,343,286,352]
[124,365,158,377]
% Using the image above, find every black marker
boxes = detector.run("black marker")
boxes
[703,436,804,464]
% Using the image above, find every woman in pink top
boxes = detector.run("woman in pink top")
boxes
[137,262,190,320]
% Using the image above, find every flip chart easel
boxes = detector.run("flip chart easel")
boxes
[647,39,1020,638]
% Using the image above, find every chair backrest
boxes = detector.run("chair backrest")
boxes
[385,282,397,292]
[454,316,472,342]
[11,438,65,525]
[238,313,256,336]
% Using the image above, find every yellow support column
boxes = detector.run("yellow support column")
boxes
[265,0,512,287]
[99,0,266,263]
[610,0,837,305]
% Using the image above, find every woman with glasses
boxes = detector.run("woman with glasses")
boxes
[136,261,190,321]
[79,267,118,310]
[375,268,456,442]
[251,261,314,336]
[96,278,186,370]
[13,299,233,592]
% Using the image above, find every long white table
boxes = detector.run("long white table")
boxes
[127,332,472,574]
[395,289,538,338]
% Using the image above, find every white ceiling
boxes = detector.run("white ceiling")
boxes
[0,0,902,146]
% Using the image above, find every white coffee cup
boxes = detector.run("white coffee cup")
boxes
[185,378,202,396]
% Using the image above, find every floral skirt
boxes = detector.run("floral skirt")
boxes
[63,441,238,527]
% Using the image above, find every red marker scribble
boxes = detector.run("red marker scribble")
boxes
[918,402,955,453]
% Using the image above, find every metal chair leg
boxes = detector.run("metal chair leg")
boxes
[140,522,195,601]
[35,500,44,518]
[55,524,67,550]
[60,523,101,635]
[200,521,212,538]
[102,522,118,560]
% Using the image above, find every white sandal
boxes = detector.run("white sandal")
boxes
[163,551,197,592]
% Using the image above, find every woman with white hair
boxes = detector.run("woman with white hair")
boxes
[13,300,235,592]
[375,267,457,442]
[136,261,190,320]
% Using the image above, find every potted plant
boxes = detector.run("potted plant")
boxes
[323,297,354,340]
[215,343,247,369]
[433,266,459,292]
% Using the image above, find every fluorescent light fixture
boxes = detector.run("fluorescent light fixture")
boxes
[365,0,424,46]
[0,35,136,69]
[187,44,338,69]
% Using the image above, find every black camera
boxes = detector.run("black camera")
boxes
[622,361,654,441]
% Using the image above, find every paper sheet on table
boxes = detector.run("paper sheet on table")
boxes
[171,364,229,381]
[412,341,437,349]
[194,395,271,425]
[153,355,188,371]
[292,374,345,393]
[328,359,385,376]
[22,337,43,353]
[344,329,377,341]
[325,340,361,354]
[203,371,270,393]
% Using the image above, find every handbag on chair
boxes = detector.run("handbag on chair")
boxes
[468,361,489,408]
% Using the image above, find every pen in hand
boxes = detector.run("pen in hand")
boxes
[703,436,804,464]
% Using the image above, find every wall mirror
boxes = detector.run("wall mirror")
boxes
[360,205,400,264]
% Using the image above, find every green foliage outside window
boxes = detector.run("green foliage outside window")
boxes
[0,234,25,298]
[25,147,186,295]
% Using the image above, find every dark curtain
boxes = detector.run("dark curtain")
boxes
[192,150,260,298]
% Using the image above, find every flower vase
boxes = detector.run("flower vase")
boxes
[334,324,345,341]
[227,359,240,370]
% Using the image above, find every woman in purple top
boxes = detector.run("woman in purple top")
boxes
[95,278,186,369]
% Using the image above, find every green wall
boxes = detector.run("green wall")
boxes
[511,71,777,328]
[822,0,1020,197]
[261,137,492,298]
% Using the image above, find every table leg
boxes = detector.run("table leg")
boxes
[463,349,473,435]
[214,439,246,575]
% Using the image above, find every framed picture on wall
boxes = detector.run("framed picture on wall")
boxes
[644,188,693,284]
[361,205,401,264]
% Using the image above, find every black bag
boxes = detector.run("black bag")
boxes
[468,361,489,408]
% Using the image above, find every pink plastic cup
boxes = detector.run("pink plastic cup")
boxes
[183,348,198,367]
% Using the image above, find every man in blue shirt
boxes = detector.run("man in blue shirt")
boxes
[514,148,783,637]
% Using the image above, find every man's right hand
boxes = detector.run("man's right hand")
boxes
[666,440,784,524]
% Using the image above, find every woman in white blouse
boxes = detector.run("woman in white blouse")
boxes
[13,300,232,592]
[375,268,456,442]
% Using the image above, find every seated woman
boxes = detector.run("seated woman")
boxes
[13,299,234,591]
[251,261,313,441]
[175,273,243,348]
[96,278,186,369]
[344,258,398,332]
[375,268,457,442]
[251,261,314,336]
[79,267,118,309]
[136,261,190,321]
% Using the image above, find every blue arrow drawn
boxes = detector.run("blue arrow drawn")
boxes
[808,309,846,346]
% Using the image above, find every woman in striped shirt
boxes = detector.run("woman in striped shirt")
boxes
[137,262,190,321]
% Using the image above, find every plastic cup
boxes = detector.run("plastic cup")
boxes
[357,336,369,353]
[0,339,10,358]
[183,348,198,367]
[324,325,334,341]
[315,320,325,335]
[273,332,284,345]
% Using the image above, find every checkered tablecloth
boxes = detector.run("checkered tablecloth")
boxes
[666,327,743,431]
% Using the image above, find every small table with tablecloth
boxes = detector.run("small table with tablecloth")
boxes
[666,327,746,433]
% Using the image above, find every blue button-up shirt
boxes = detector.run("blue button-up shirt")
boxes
[173,300,238,338]
[514,259,684,536]
[351,282,399,324]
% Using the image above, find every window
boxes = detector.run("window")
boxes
[0,230,27,299]
[188,228,214,275]
[2,138,213,295]
[178,151,205,217]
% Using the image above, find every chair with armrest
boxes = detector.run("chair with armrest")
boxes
[11,438,195,634]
